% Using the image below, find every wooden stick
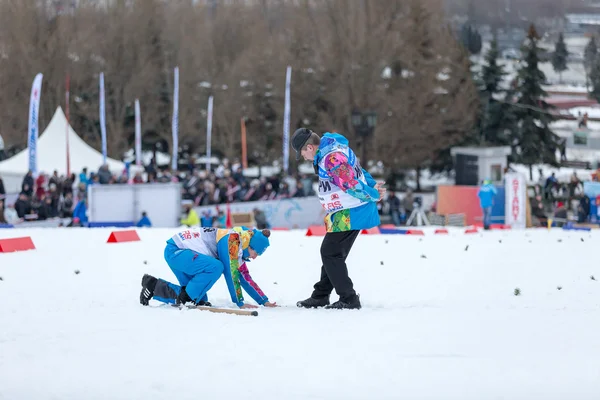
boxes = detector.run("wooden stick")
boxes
[188,305,258,316]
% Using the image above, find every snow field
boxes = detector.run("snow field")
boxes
[1,227,599,400]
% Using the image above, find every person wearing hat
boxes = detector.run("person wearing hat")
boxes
[477,178,497,230]
[291,128,385,310]
[140,226,277,309]
[180,200,200,227]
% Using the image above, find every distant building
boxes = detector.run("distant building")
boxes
[480,27,526,54]
[566,13,600,34]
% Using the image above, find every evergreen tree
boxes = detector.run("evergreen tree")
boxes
[483,97,518,146]
[513,24,560,179]
[584,37,597,71]
[481,36,505,94]
[551,32,568,83]
[589,54,600,102]
[460,23,482,55]
[478,36,515,146]
[584,36,598,89]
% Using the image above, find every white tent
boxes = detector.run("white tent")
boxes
[0,107,136,192]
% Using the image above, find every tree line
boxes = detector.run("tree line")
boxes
[0,0,479,178]
[2,0,576,184]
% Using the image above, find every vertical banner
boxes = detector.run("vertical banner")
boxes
[135,99,142,166]
[241,117,248,169]
[99,72,107,164]
[206,95,213,171]
[65,74,71,176]
[171,66,179,171]
[505,172,526,229]
[28,73,43,175]
[283,66,292,175]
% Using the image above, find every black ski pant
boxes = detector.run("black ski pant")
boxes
[311,230,360,302]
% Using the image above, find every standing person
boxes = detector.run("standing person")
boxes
[477,179,497,230]
[387,190,401,226]
[180,200,200,227]
[140,226,277,309]
[291,128,385,310]
[0,175,5,200]
[0,133,5,161]
[136,211,152,227]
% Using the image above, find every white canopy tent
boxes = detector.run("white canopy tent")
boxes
[0,107,138,192]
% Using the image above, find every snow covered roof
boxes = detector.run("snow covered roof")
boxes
[511,163,596,184]
[543,84,589,94]
[551,120,600,137]
[566,14,600,26]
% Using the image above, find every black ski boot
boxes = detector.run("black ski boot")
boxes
[176,286,192,306]
[296,296,330,308]
[177,287,212,307]
[325,294,361,310]
[140,274,158,306]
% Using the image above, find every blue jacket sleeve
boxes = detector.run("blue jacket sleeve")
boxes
[350,182,380,202]
[216,234,245,307]
[362,169,377,187]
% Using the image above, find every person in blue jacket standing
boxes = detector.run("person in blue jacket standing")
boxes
[140,226,277,309]
[478,179,497,230]
[72,196,88,225]
[291,128,386,310]
[136,211,152,227]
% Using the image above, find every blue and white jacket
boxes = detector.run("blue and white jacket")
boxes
[314,132,380,232]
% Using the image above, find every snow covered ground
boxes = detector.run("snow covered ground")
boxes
[1,227,600,400]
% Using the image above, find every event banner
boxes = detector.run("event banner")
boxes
[505,172,526,229]
[28,73,43,174]
[135,99,142,166]
[206,96,213,171]
[99,72,107,164]
[283,66,292,174]
[171,66,179,171]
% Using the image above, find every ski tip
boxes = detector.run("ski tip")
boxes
[251,311,259,316]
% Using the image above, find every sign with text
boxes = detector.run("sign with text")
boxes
[504,172,526,229]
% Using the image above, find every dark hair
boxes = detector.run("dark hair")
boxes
[303,132,321,149]
[261,229,271,238]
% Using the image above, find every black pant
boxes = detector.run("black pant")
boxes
[312,230,360,301]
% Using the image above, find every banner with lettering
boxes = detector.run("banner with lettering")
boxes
[28,73,43,174]
[504,172,526,229]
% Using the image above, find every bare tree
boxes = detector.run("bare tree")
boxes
[0,0,479,179]
[0,0,58,151]
[375,1,478,189]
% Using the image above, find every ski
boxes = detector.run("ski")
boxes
[185,304,259,316]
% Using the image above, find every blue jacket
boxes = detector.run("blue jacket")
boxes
[200,215,213,227]
[73,200,88,223]
[478,183,497,208]
[315,133,380,232]
[136,216,152,227]
[166,228,269,308]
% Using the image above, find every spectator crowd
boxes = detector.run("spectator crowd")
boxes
[0,157,317,226]
[5,156,599,229]
[529,169,593,226]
